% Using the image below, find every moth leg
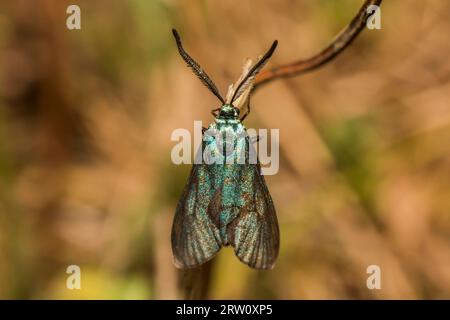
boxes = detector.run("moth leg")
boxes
[240,98,251,122]
[211,108,220,117]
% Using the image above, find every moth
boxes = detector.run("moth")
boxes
[171,29,279,269]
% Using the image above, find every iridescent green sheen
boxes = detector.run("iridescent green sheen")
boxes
[171,104,279,270]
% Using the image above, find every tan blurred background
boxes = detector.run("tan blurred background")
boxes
[0,0,450,299]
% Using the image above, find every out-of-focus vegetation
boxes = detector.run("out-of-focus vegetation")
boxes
[1,0,450,299]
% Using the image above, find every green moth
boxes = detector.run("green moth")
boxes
[171,29,279,269]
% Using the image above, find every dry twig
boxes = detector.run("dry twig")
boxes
[254,0,383,88]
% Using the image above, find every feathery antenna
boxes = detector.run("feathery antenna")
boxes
[172,29,225,104]
[230,40,278,103]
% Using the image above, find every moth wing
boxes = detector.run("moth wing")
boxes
[231,164,279,269]
[171,164,222,269]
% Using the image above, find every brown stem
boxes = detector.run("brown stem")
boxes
[255,0,383,88]
[180,260,214,299]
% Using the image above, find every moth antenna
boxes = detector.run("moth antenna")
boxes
[230,40,278,104]
[172,29,225,104]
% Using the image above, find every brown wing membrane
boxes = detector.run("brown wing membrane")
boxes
[230,164,279,269]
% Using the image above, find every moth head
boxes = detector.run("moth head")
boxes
[218,104,240,119]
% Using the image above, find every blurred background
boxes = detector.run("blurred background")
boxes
[0,0,450,299]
